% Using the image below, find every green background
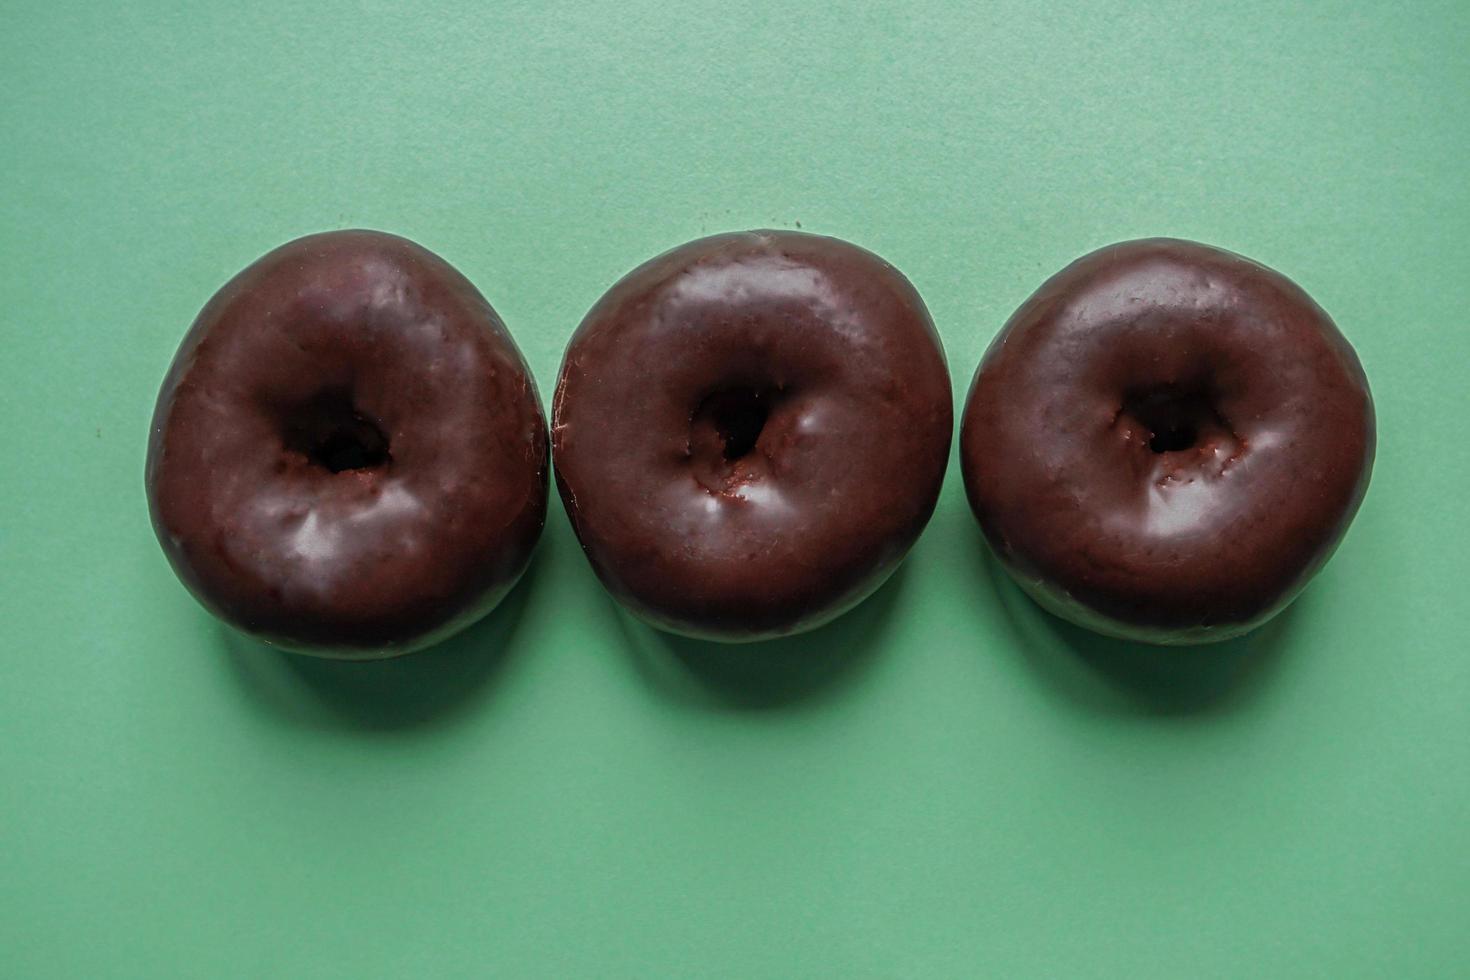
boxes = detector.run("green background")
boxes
[3,1,1468,976]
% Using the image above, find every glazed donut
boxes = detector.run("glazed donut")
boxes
[552,230,953,640]
[961,238,1374,644]
[146,230,548,657]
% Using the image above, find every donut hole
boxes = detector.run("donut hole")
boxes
[687,386,787,494]
[282,389,391,473]
[1123,386,1226,456]
[1149,422,1197,454]
[696,387,775,462]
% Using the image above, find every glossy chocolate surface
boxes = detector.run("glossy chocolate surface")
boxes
[147,230,548,657]
[961,238,1375,644]
[553,230,952,640]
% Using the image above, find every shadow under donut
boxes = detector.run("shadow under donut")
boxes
[971,529,1296,717]
[615,565,907,711]
[220,556,538,732]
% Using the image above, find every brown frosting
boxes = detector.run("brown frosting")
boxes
[553,230,953,640]
[146,230,548,657]
[961,238,1375,643]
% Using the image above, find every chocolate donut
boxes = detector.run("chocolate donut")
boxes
[552,230,952,640]
[147,230,548,658]
[961,238,1374,644]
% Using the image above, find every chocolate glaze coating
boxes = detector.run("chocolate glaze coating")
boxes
[961,238,1374,644]
[553,230,953,641]
[147,230,548,658]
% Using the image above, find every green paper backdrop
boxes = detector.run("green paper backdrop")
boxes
[3,2,1467,976]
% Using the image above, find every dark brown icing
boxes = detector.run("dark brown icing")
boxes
[553,230,953,640]
[961,238,1375,644]
[146,230,548,657]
